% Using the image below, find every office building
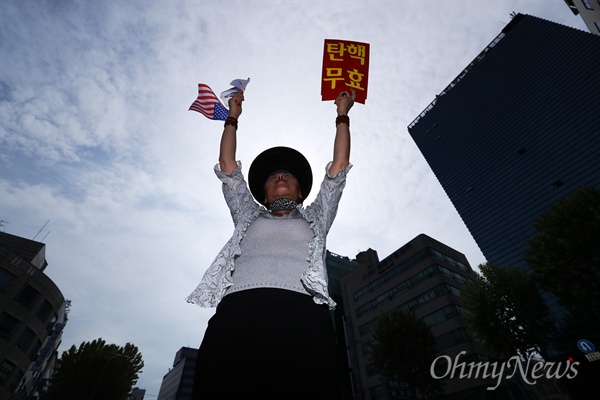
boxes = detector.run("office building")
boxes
[327,250,359,305]
[130,387,146,400]
[341,234,490,399]
[564,0,600,35]
[0,231,68,399]
[408,13,600,271]
[157,347,197,400]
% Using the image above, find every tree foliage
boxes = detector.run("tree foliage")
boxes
[460,263,553,359]
[369,308,442,399]
[525,186,600,321]
[42,338,144,400]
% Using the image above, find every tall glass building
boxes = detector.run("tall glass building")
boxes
[408,14,600,270]
[407,14,599,398]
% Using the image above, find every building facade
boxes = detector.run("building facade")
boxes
[0,232,68,399]
[157,347,198,400]
[564,0,600,35]
[326,250,359,399]
[407,13,599,398]
[408,14,600,271]
[130,387,146,400]
[341,234,492,399]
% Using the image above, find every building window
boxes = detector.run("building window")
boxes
[435,328,473,350]
[0,359,17,385]
[369,383,388,399]
[0,313,20,338]
[422,304,463,326]
[46,314,58,332]
[15,327,36,352]
[582,0,593,10]
[365,362,380,378]
[36,299,54,324]
[29,339,42,361]
[353,248,432,302]
[431,249,469,271]
[15,283,40,308]
[0,267,17,293]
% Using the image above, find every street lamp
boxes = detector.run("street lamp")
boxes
[89,352,132,400]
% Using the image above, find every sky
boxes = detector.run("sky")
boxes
[0,0,588,396]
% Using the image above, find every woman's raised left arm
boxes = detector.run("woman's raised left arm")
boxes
[329,89,356,176]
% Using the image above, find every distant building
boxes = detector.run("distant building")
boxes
[130,386,146,400]
[340,235,572,399]
[564,0,600,35]
[327,250,359,304]
[0,231,68,399]
[341,234,492,399]
[157,347,197,400]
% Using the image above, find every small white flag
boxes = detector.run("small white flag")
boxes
[220,78,250,105]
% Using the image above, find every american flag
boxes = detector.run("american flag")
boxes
[189,83,229,121]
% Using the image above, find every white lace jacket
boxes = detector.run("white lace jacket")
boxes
[186,160,352,310]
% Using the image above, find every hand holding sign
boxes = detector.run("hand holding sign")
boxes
[321,39,370,104]
[335,89,356,116]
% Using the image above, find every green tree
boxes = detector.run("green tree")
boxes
[460,263,553,360]
[525,186,600,322]
[42,339,144,400]
[369,308,442,399]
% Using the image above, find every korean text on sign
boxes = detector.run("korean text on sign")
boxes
[321,39,370,104]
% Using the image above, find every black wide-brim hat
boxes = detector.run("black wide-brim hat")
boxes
[248,146,313,205]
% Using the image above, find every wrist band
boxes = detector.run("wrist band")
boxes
[336,115,350,126]
[224,117,238,129]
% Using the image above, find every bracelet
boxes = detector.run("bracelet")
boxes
[224,116,238,129]
[336,115,350,126]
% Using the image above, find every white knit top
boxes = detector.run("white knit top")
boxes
[225,209,313,297]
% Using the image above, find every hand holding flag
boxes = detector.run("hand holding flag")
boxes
[189,78,250,121]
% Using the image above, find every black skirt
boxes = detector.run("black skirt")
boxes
[192,288,342,399]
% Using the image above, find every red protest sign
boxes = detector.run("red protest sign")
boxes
[321,39,370,104]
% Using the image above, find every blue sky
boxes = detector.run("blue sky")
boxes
[0,0,588,396]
